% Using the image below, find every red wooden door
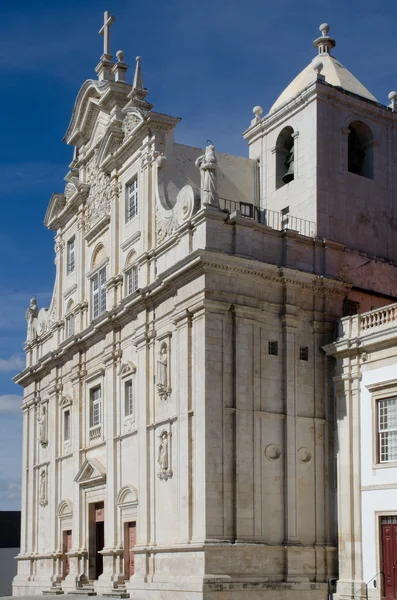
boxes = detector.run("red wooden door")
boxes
[126,522,136,578]
[382,524,397,599]
[63,530,72,577]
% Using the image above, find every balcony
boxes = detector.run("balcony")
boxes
[89,425,101,441]
[218,198,316,238]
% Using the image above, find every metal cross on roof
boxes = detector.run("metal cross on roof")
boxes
[99,10,115,58]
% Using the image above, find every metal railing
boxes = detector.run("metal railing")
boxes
[218,198,316,238]
[353,572,382,600]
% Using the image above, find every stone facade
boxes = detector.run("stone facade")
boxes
[12,17,397,600]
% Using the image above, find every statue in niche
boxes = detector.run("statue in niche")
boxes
[39,469,47,506]
[37,404,48,447]
[157,431,172,480]
[195,142,219,208]
[25,297,39,342]
[282,145,295,184]
[157,343,171,400]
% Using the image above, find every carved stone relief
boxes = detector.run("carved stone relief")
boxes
[85,157,111,232]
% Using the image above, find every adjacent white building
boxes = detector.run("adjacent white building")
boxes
[326,305,397,600]
[12,13,397,600]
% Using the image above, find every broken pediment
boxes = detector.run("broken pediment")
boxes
[44,193,66,230]
[74,458,106,487]
[117,361,137,378]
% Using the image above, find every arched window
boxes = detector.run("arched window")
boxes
[275,126,295,189]
[348,121,374,179]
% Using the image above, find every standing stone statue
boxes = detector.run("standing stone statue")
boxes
[195,142,219,208]
[158,432,169,472]
[157,344,171,400]
[25,297,39,342]
[39,469,47,506]
[37,404,48,447]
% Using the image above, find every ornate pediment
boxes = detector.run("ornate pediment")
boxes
[58,394,73,408]
[122,109,145,139]
[44,193,66,230]
[74,458,106,487]
[117,361,137,378]
[97,124,124,167]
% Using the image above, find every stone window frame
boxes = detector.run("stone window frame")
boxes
[125,174,139,223]
[84,368,106,447]
[367,378,397,469]
[66,235,76,275]
[58,395,73,456]
[118,362,137,434]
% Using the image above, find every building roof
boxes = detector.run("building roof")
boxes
[270,24,377,113]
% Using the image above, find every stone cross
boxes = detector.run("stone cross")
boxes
[99,11,115,57]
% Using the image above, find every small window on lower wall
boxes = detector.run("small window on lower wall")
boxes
[125,380,134,417]
[299,346,309,361]
[64,410,71,442]
[268,341,278,356]
[378,397,397,463]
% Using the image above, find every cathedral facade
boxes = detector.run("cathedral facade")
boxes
[13,14,397,600]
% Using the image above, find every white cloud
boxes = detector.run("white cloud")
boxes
[0,354,24,373]
[0,395,22,413]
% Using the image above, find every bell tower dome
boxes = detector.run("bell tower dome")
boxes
[244,24,397,262]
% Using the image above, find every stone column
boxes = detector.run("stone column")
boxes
[96,340,124,592]
[128,328,151,587]
[173,310,192,544]
[63,363,85,591]
[334,357,365,600]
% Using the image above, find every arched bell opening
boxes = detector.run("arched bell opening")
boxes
[348,120,374,179]
[275,126,295,190]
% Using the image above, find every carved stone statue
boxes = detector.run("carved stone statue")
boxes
[195,143,219,208]
[157,344,171,400]
[25,297,39,342]
[39,469,47,506]
[157,431,172,480]
[37,404,48,447]
[158,432,168,471]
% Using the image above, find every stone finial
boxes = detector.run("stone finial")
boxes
[133,57,145,91]
[253,106,263,119]
[313,22,336,56]
[388,91,397,112]
[112,50,129,82]
[312,58,325,82]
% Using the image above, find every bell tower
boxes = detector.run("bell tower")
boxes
[244,24,397,262]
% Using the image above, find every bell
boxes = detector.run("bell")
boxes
[283,147,295,184]
[282,162,294,184]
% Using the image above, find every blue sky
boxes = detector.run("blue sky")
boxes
[0,0,396,509]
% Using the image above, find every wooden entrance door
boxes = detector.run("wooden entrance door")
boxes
[89,502,105,580]
[95,502,104,578]
[382,521,397,598]
[62,530,72,577]
[124,521,136,579]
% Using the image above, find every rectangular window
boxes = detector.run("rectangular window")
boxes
[126,266,138,295]
[343,298,360,316]
[67,237,75,274]
[91,267,107,319]
[90,386,102,427]
[126,178,138,222]
[125,380,133,417]
[66,314,75,338]
[268,341,278,356]
[64,410,71,442]
[379,398,397,463]
[299,346,309,361]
